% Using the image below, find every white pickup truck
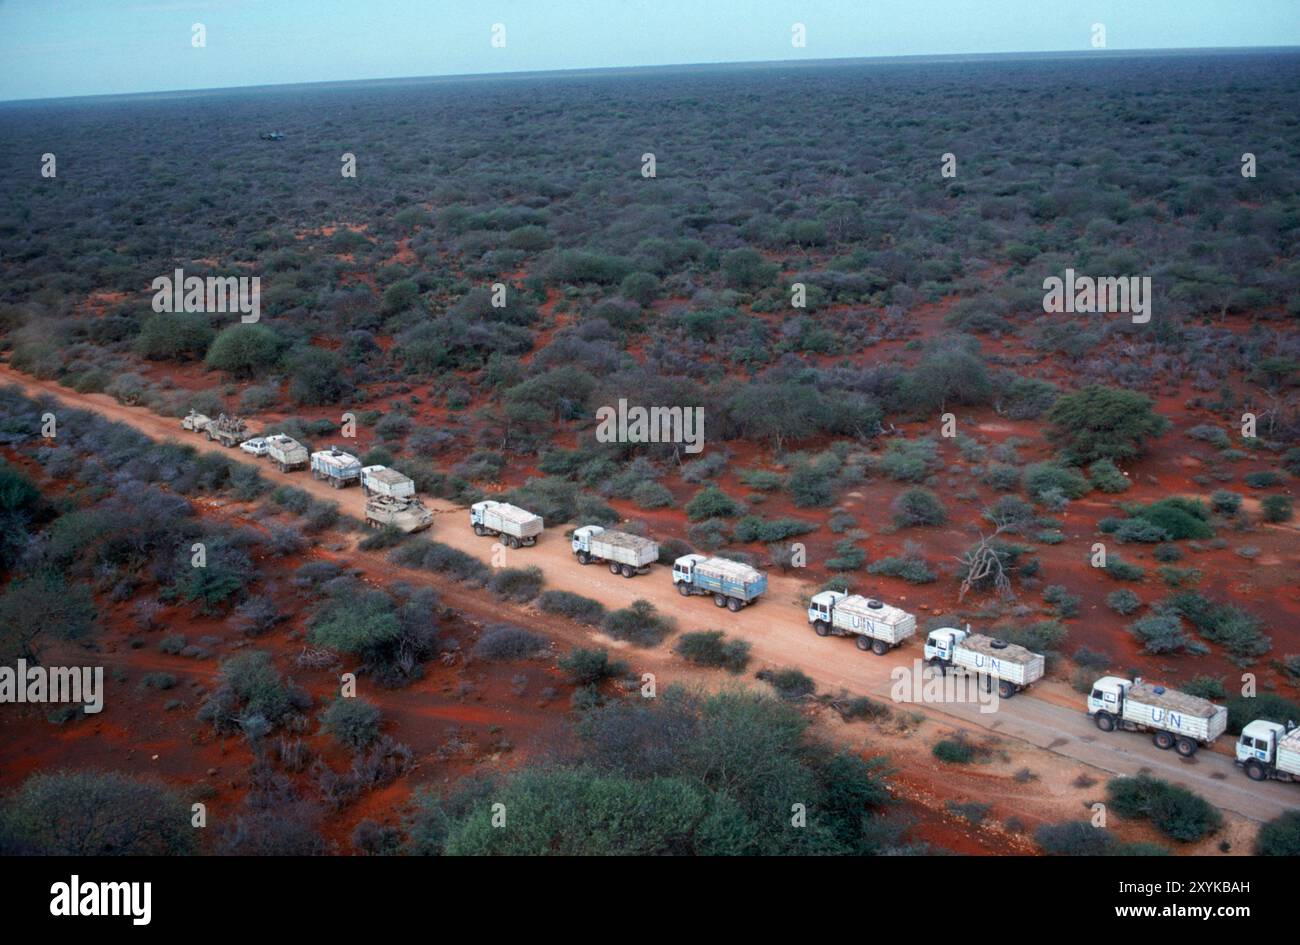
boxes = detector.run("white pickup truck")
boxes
[1087,676,1228,757]
[924,625,1044,698]
[571,525,658,577]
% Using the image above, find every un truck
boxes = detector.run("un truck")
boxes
[672,554,767,611]
[360,465,415,499]
[203,413,249,448]
[265,434,309,473]
[310,447,361,488]
[1236,720,1300,783]
[571,525,658,578]
[1088,676,1228,757]
[470,500,543,548]
[924,624,1044,697]
[365,495,433,534]
[808,591,916,655]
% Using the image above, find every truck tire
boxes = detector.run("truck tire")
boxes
[506,535,520,549]
[1153,731,1175,751]
[1244,759,1268,781]
[713,593,728,608]
[620,564,635,578]
[677,583,690,596]
[474,524,486,537]
[813,621,830,637]
[1094,712,1116,732]
[997,680,1015,699]
[871,639,889,656]
[1174,737,1198,757]
[608,562,620,574]
[576,551,589,564]
[726,597,742,612]
[855,636,872,651]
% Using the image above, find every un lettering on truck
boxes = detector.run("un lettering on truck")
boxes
[951,635,1044,687]
[1123,682,1228,742]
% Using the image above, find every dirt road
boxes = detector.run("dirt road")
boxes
[3,364,1297,824]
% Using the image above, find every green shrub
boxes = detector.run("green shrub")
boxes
[473,624,548,662]
[538,590,606,624]
[892,488,947,527]
[1023,462,1090,502]
[1105,775,1222,843]
[867,554,936,584]
[673,631,752,673]
[1261,495,1293,523]
[1106,589,1142,615]
[826,539,866,571]
[932,738,975,764]
[488,566,544,603]
[1103,555,1144,581]
[1210,490,1242,514]
[558,648,628,686]
[686,486,743,521]
[763,667,815,700]
[321,697,382,751]
[1129,612,1190,654]
[1256,811,1300,856]
[1087,458,1130,493]
[603,599,675,647]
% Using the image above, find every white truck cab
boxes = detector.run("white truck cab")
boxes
[1237,719,1300,782]
[924,625,968,662]
[672,554,707,585]
[1087,675,1131,716]
[807,589,846,624]
[571,524,604,552]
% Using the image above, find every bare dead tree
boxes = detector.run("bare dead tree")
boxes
[957,520,1015,602]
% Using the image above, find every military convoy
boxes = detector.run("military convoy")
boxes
[172,407,1289,793]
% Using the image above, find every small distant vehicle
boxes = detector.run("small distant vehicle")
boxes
[470,500,543,548]
[181,410,212,432]
[310,447,362,488]
[1237,720,1300,783]
[808,591,917,655]
[365,495,433,533]
[240,437,269,457]
[265,434,309,473]
[924,624,1044,697]
[672,554,767,611]
[571,525,658,578]
[260,131,285,141]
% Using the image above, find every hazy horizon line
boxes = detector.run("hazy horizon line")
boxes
[3,43,1297,107]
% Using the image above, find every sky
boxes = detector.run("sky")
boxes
[1,0,1297,102]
